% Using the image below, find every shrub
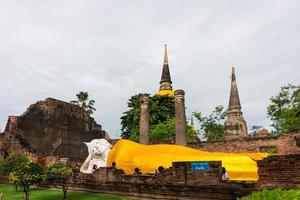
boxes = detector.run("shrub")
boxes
[239,188,300,200]
[44,163,73,200]
[9,156,44,200]
[0,153,21,176]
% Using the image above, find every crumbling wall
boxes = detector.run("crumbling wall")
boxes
[69,154,300,199]
[257,154,300,188]
[2,98,106,162]
[70,161,257,200]
[188,133,300,154]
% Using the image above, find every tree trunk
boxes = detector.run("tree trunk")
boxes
[23,185,30,200]
[63,186,67,200]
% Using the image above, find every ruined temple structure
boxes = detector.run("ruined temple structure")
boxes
[157,44,174,96]
[224,67,248,140]
[0,98,108,162]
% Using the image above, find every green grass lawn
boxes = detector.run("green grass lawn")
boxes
[0,184,132,200]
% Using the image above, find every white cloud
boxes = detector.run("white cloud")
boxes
[0,0,299,138]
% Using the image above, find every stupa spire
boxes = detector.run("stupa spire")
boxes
[157,44,174,96]
[160,44,172,85]
[224,67,248,140]
[228,67,241,110]
[163,44,169,65]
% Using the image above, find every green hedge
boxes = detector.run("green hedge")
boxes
[239,188,300,200]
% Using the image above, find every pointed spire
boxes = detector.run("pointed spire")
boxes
[224,67,248,140]
[160,44,172,85]
[163,44,168,65]
[157,44,174,95]
[228,67,241,110]
[231,67,236,82]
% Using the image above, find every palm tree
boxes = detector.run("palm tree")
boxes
[70,91,96,115]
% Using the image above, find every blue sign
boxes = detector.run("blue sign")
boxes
[191,162,209,171]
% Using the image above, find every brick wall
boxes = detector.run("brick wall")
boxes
[69,161,257,200]
[68,155,300,199]
[257,154,300,188]
[188,133,300,154]
[2,155,299,199]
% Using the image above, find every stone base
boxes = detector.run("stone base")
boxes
[224,117,248,140]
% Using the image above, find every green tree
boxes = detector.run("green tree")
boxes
[193,105,227,141]
[267,84,300,134]
[44,163,73,200]
[9,156,43,200]
[149,118,197,142]
[70,91,96,115]
[129,118,197,142]
[120,94,175,139]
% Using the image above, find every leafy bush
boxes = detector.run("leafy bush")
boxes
[9,155,44,200]
[128,132,139,142]
[149,118,197,142]
[0,153,21,176]
[128,118,197,143]
[149,118,175,140]
[44,163,73,200]
[239,188,300,200]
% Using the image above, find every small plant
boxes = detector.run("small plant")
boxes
[44,163,73,200]
[9,156,43,200]
[239,188,300,200]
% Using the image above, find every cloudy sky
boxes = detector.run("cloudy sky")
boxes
[0,0,299,138]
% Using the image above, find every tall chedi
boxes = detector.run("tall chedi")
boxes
[157,44,174,96]
[224,67,248,140]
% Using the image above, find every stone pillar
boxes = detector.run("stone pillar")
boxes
[175,90,187,146]
[139,95,150,144]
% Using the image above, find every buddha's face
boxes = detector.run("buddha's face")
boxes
[84,139,112,158]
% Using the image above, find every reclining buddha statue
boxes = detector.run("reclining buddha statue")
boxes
[80,139,268,181]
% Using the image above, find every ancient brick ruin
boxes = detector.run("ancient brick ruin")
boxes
[0,97,299,199]
[0,153,299,199]
[64,154,300,199]
[0,98,107,162]
[188,132,300,154]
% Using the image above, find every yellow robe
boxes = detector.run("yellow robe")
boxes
[107,139,268,181]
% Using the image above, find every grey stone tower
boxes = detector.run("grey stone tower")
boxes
[224,67,248,140]
[139,94,150,144]
[175,90,187,146]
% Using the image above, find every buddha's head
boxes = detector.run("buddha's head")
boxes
[81,139,113,173]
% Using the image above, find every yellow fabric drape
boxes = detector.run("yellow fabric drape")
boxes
[107,139,268,181]
[156,89,175,96]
